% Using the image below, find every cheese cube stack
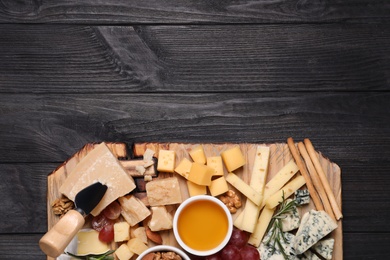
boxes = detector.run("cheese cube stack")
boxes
[188,163,214,186]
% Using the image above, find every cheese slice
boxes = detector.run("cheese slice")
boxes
[247,207,275,247]
[59,142,136,216]
[240,146,270,232]
[226,172,262,206]
[265,175,306,209]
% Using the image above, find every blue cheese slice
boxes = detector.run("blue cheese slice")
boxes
[312,238,335,260]
[259,228,298,260]
[281,199,300,232]
[294,210,338,255]
[295,189,310,206]
[301,250,321,260]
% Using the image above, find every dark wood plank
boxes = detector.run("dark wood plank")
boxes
[1,24,389,93]
[0,232,389,259]
[0,0,389,24]
[0,92,389,163]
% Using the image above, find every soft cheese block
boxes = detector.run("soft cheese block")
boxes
[157,149,176,173]
[187,180,207,197]
[221,146,246,172]
[77,229,109,255]
[146,177,183,206]
[59,142,136,216]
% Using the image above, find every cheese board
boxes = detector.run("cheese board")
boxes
[45,141,342,260]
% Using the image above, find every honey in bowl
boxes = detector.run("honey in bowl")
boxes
[173,195,233,256]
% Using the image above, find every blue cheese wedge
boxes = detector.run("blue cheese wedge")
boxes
[295,189,310,206]
[300,250,321,260]
[259,227,298,260]
[312,238,335,260]
[294,210,338,255]
[281,199,300,232]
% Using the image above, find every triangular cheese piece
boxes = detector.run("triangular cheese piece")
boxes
[59,142,136,216]
[294,210,337,255]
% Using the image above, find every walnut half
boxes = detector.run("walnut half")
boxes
[218,190,242,213]
[51,197,74,217]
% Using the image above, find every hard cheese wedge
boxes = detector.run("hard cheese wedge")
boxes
[59,142,136,216]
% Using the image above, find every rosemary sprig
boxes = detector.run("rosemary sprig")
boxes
[65,249,115,260]
[264,191,297,259]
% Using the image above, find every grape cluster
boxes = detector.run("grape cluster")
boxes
[205,228,260,260]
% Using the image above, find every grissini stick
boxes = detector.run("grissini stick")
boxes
[287,137,324,211]
[298,142,336,220]
[304,138,343,220]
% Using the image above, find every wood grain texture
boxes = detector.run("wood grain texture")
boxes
[0,92,388,163]
[0,24,389,93]
[0,0,389,24]
[1,233,388,260]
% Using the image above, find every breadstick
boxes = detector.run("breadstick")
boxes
[298,142,336,220]
[287,137,324,211]
[304,138,343,220]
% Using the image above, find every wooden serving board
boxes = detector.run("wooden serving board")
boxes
[46,142,342,260]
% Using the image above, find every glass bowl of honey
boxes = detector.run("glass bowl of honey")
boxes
[173,195,233,256]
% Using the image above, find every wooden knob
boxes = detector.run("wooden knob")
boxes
[39,209,85,258]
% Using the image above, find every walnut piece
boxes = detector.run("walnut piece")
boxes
[218,190,242,213]
[51,197,74,217]
[153,251,182,260]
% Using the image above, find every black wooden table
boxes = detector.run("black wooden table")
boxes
[0,1,389,259]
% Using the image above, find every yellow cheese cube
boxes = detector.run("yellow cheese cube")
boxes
[127,237,149,255]
[221,146,246,172]
[157,149,176,173]
[174,157,193,179]
[188,163,214,186]
[114,222,130,242]
[77,229,109,255]
[115,244,134,260]
[189,145,206,164]
[187,180,207,197]
[132,226,147,244]
[206,156,224,176]
[209,176,229,196]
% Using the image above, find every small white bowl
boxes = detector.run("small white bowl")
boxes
[136,245,190,260]
[173,195,233,256]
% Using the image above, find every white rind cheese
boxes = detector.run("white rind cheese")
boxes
[294,210,338,255]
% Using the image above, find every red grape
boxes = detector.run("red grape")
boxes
[240,245,260,260]
[98,223,114,243]
[220,245,242,260]
[91,213,113,232]
[227,228,250,248]
[102,201,121,220]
